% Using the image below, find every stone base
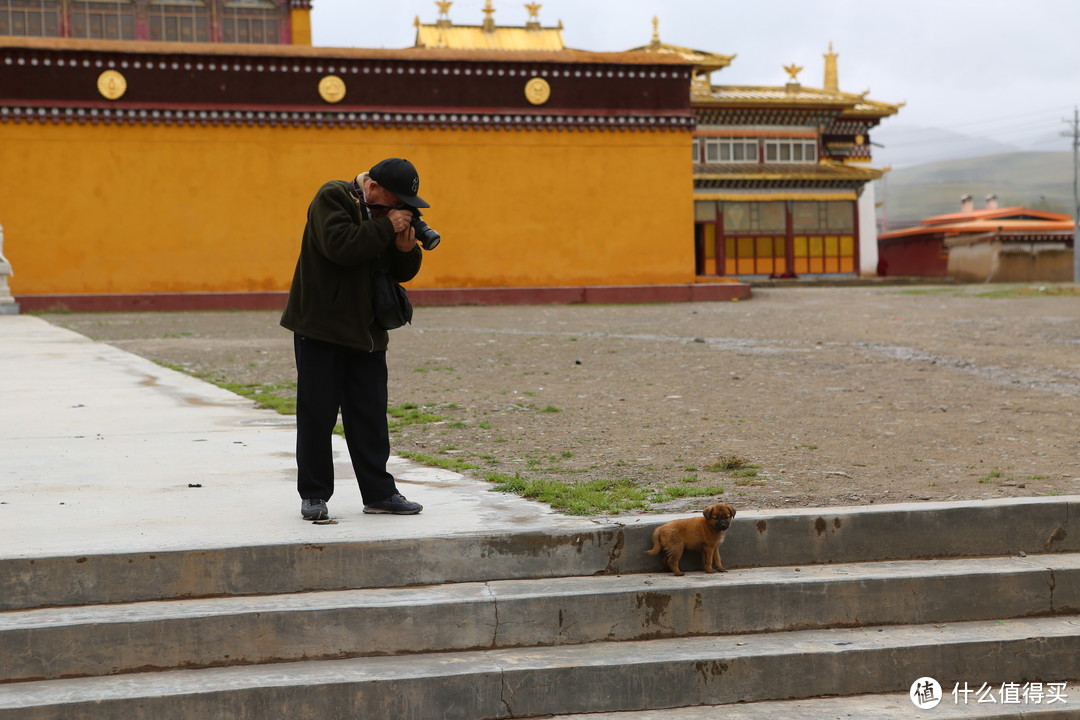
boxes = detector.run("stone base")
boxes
[0,301,20,315]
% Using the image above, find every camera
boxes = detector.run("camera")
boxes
[410,210,441,251]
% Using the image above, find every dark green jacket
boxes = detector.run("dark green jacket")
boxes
[280,180,423,351]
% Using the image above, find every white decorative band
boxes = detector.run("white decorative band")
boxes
[0,105,696,131]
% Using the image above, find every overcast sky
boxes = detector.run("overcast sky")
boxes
[311,0,1079,152]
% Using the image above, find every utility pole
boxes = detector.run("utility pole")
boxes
[1064,108,1080,284]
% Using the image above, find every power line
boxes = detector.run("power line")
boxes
[880,105,1076,136]
[1062,108,1080,284]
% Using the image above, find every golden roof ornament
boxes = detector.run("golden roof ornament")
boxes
[525,2,542,29]
[482,0,495,32]
[824,42,839,92]
[783,63,803,81]
[651,16,660,45]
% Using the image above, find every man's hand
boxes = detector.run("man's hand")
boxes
[387,209,413,234]
[394,224,417,252]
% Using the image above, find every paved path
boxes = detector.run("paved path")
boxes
[0,315,596,559]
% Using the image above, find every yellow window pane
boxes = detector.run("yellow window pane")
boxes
[738,238,755,258]
[810,258,824,273]
[737,258,756,274]
[794,258,809,274]
[825,236,839,256]
[702,225,715,259]
[840,257,855,273]
[825,257,840,273]
[755,236,773,257]
[724,259,737,275]
[809,236,823,256]
[794,236,808,257]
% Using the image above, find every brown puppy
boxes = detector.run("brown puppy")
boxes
[645,503,736,576]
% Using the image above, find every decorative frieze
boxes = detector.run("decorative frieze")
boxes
[0,42,694,129]
[0,104,693,131]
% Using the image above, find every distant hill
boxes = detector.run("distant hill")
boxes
[873,151,1074,227]
[872,124,1022,169]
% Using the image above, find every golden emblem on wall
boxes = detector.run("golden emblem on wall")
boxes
[318,75,346,104]
[96,70,127,100]
[524,77,551,105]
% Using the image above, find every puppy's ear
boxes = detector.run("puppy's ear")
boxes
[729,506,737,518]
[702,508,710,519]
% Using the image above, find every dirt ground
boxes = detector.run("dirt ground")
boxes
[44,284,1080,514]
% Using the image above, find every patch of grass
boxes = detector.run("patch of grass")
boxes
[216,381,297,414]
[540,405,562,413]
[396,450,479,474]
[487,474,651,515]
[651,484,725,502]
[705,454,756,472]
[387,403,446,430]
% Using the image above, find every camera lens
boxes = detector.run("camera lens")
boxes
[411,217,441,251]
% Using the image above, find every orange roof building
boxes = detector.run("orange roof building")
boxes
[877,196,1075,281]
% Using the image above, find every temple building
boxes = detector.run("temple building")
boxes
[0,0,313,45]
[2,2,730,311]
[414,7,901,280]
[1,2,899,311]
[630,25,899,279]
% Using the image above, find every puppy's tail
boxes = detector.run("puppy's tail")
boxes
[644,530,661,555]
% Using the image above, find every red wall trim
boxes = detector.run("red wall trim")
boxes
[15,284,752,313]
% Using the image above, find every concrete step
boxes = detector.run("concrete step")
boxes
[3,496,1076,610]
[524,685,1080,719]
[3,553,1078,683]
[0,616,1077,719]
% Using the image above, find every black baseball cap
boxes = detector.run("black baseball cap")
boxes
[369,158,430,208]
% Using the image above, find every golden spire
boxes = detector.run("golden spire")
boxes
[435,1,452,28]
[823,41,839,92]
[482,0,495,32]
[783,63,803,81]
[651,16,660,44]
[525,2,541,29]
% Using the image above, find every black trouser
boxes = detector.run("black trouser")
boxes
[293,334,396,504]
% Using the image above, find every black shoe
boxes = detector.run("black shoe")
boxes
[301,498,328,520]
[363,493,423,515]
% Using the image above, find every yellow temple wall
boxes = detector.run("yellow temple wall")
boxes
[0,121,693,297]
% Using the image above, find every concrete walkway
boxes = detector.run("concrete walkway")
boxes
[0,315,597,559]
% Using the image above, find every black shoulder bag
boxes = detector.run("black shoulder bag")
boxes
[372,263,413,330]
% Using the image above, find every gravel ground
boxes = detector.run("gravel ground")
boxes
[44,284,1080,514]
